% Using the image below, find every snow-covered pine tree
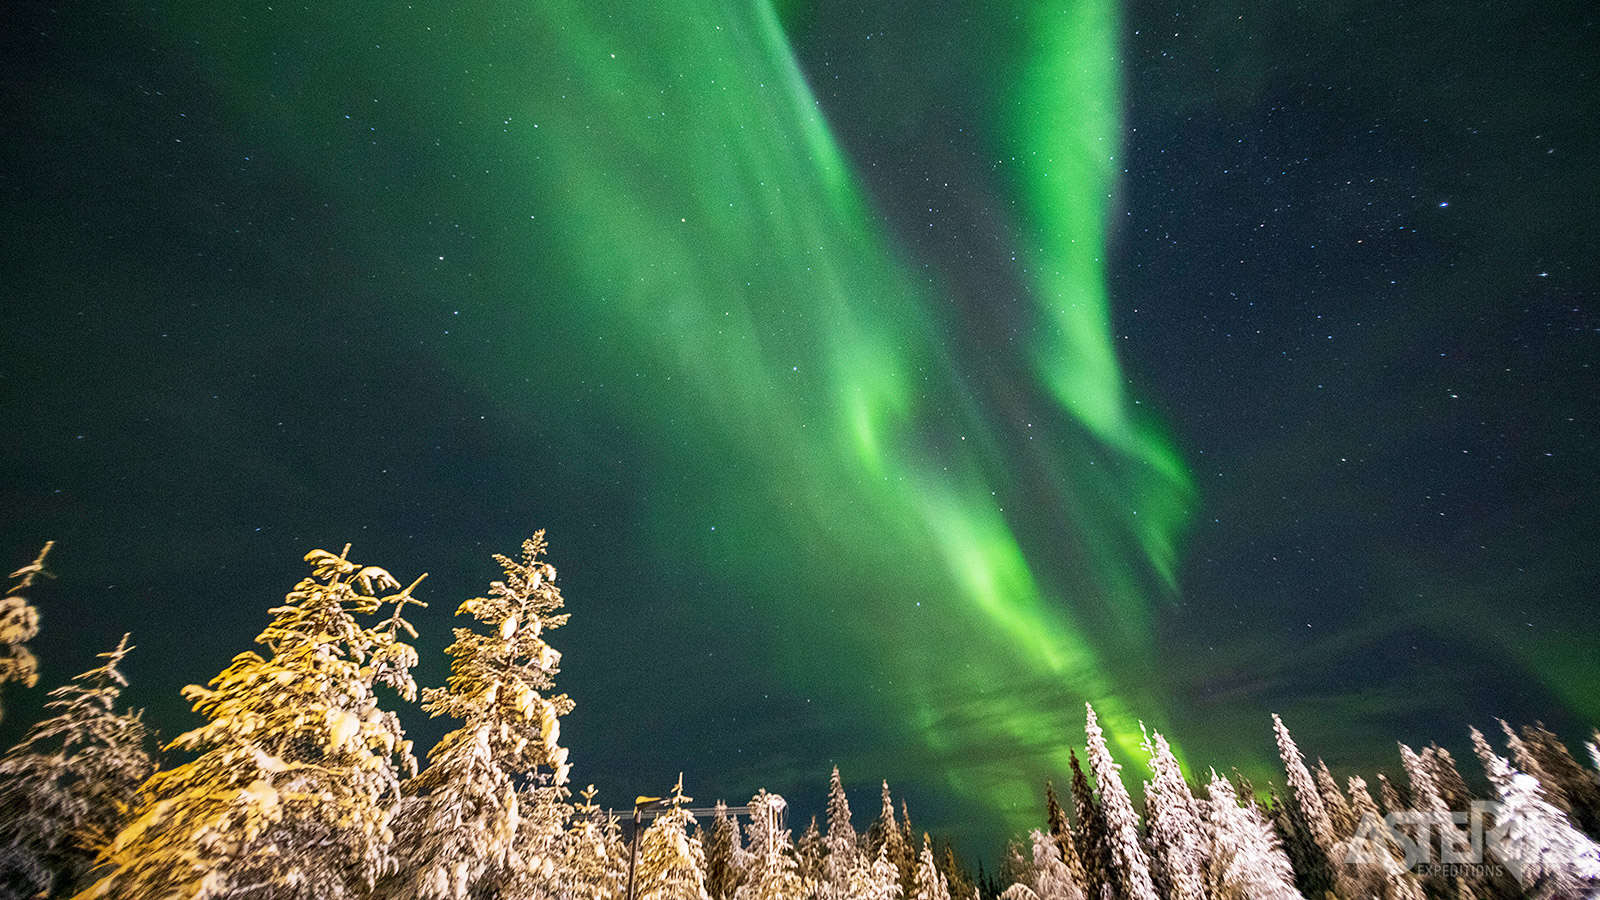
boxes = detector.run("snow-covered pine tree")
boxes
[1143,730,1208,900]
[1330,775,1426,900]
[736,790,799,900]
[914,835,952,900]
[383,534,576,900]
[900,801,919,899]
[1046,781,1090,891]
[941,842,975,900]
[870,784,913,900]
[1520,724,1600,841]
[0,541,52,723]
[75,545,425,900]
[0,634,153,898]
[1030,828,1086,900]
[1399,743,1480,900]
[1376,774,1406,819]
[1069,748,1115,900]
[868,842,906,900]
[559,785,627,900]
[1471,726,1600,899]
[637,777,712,900]
[1202,771,1303,900]
[798,816,826,889]
[1313,760,1355,841]
[1269,716,1336,859]
[1500,720,1573,819]
[826,766,860,895]
[1083,704,1158,900]
[1423,746,1475,814]
[705,803,744,900]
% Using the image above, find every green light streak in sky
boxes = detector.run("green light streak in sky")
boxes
[165,0,1194,837]
[489,0,1197,820]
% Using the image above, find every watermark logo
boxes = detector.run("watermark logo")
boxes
[1343,802,1566,885]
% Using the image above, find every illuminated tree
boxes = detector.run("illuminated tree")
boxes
[1332,775,1426,900]
[1069,749,1114,900]
[1046,781,1089,891]
[1423,745,1475,813]
[914,835,951,900]
[0,635,153,898]
[1268,716,1335,900]
[78,546,424,900]
[798,816,826,889]
[560,786,627,900]
[1472,727,1600,900]
[1313,760,1355,840]
[1202,772,1302,900]
[1270,715,1336,856]
[1030,828,1087,900]
[637,778,711,900]
[1083,704,1158,900]
[941,842,975,900]
[705,803,745,900]
[1143,730,1207,900]
[0,542,51,723]
[866,783,913,899]
[867,843,906,900]
[1519,724,1600,841]
[736,790,800,900]
[826,766,861,895]
[384,534,575,900]
[1500,720,1572,818]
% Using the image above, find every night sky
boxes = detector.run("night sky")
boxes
[2,0,1596,856]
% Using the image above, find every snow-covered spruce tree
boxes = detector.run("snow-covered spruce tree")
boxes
[1268,717,1336,900]
[941,842,975,900]
[868,843,906,900]
[914,835,952,900]
[0,635,153,898]
[1030,828,1087,900]
[1069,748,1115,900]
[560,785,627,900]
[1334,775,1426,900]
[1424,746,1475,815]
[75,546,424,900]
[0,541,52,723]
[1313,760,1355,841]
[637,778,712,900]
[1471,727,1600,899]
[1202,771,1303,900]
[1500,721,1573,819]
[1520,724,1600,841]
[1083,704,1158,900]
[1270,716,1336,859]
[1142,730,1208,900]
[867,781,914,898]
[705,803,745,900]
[382,533,575,900]
[798,816,826,889]
[825,766,860,895]
[900,801,920,898]
[736,790,799,900]
[1046,781,1090,892]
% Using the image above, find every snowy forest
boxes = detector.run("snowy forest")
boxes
[1,537,1597,900]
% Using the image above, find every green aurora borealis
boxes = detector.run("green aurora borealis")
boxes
[4,0,1599,856]
[472,0,1197,814]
